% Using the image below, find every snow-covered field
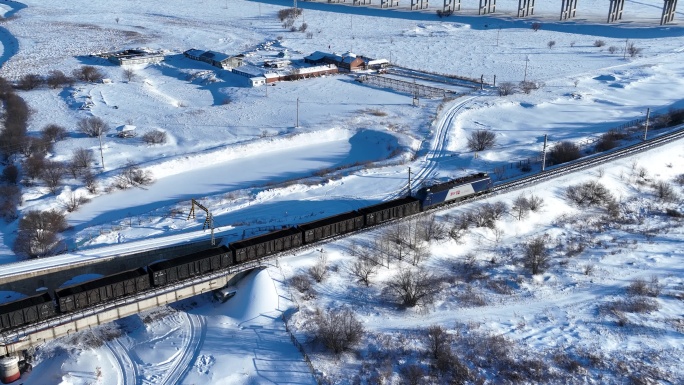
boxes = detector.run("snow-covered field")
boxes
[0,0,683,383]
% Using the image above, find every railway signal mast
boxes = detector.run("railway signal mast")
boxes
[188,199,215,245]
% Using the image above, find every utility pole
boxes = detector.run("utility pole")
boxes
[98,127,105,170]
[541,134,548,171]
[643,107,650,141]
[624,39,628,59]
[523,56,529,82]
[496,28,500,46]
[408,167,412,196]
[296,97,300,128]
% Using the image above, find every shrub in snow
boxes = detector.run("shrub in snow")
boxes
[522,234,550,275]
[41,123,67,143]
[13,209,67,258]
[46,70,73,89]
[62,192,90,213]
[41,160,66,195]
[0,185,20,221]
[519,80,540,94]
[399,364,425,385]
[466,129,496,151]
[141,130,167,145]
[69,147,94,177]
[549,141,581,165]
[531,22,541,31]
[498,81,516,96]
[384,268,438,307]
[1,164,19,184]
[348,256,378,287]
[311,307,364,355]
[17,73,43,90]
[77,116,109,137]
[547,40,556,49]
[565,181,615,207]
[115,162,153,189]
[308,255,327,283]
[651,180,678,202]
[627,277,662,297]
[72,65,104,83]
[290,273,312,294]
[593,39,606,47]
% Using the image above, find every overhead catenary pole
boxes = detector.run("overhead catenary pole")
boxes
[643,108,650,141]
[541,134,548,171]
[98,127,105,170]
[408,167,412,196]
[296,97,300,128]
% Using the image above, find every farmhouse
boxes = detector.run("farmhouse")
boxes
[304,51,366,72]
[97,49,165,66]
[184,49,243,69]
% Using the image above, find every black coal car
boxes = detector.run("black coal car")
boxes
[298,210,364,243]
[0,292,56,331]
[230,227,302,263]
[358,197,421,226]
[147,246,232,286]
[55,267,150,313]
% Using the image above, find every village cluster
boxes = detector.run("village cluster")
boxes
[94,47,389,87]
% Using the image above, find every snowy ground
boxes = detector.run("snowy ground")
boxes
[0,0,683,383]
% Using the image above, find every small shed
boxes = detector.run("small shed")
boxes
[116,125,137,138]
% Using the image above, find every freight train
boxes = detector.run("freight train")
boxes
[0,172,492,333]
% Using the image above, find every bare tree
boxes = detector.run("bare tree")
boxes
[311,307,364,355]
[523,235,550,275]
[309,255,328,283]
[13,209,67,258]
[41,124,67,143]
[418,214,446,241]
[122,68,136,82]
[652,180,678,202]
[73,65,104,83]
[467,130,496,151]
[69,147,94,177]
[1,164,19,184]
[399,364,425,385]
[549,141,581,165]
[593,40,606,47]
[425,325,451,359]
[531,22,542,31]
[349,254,378,287]
[23,155,45,182]
[385,268,438,307]
[547,40,556,49]
[519,80,540,94]
[526,193,544,211]
[77,116,109,137]
[82,170,97,194]
[17,74,43,90]
[46,70,73,89]
[41,160,66,194]
[141,130,167,144]
[626,42,643,58]
[498,82,516,96]
[115,162,154,189]
[62,191,90,212]
[511,194,531,221]
[566,181,615,207]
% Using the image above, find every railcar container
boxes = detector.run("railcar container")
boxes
[358,197,421,226]
[0,292,55,331]
[417,173,492,209]
[55,268,150,313]
[230,227,302,263]
[298,211,364,243]
[147,246,232,286]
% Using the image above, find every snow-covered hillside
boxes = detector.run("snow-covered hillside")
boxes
[0,0,682,383]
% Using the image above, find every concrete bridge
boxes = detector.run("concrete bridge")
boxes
[0,259,259,356]
[315,0,679,25]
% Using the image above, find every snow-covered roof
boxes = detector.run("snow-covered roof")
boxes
[116,124,136,132]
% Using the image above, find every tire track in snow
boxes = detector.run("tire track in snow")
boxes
[106,338,137,385]
[156,312,206,385]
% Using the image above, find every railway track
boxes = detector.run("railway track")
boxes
[491,126,684,195]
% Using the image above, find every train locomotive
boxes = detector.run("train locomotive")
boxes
[0,172,491,333]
